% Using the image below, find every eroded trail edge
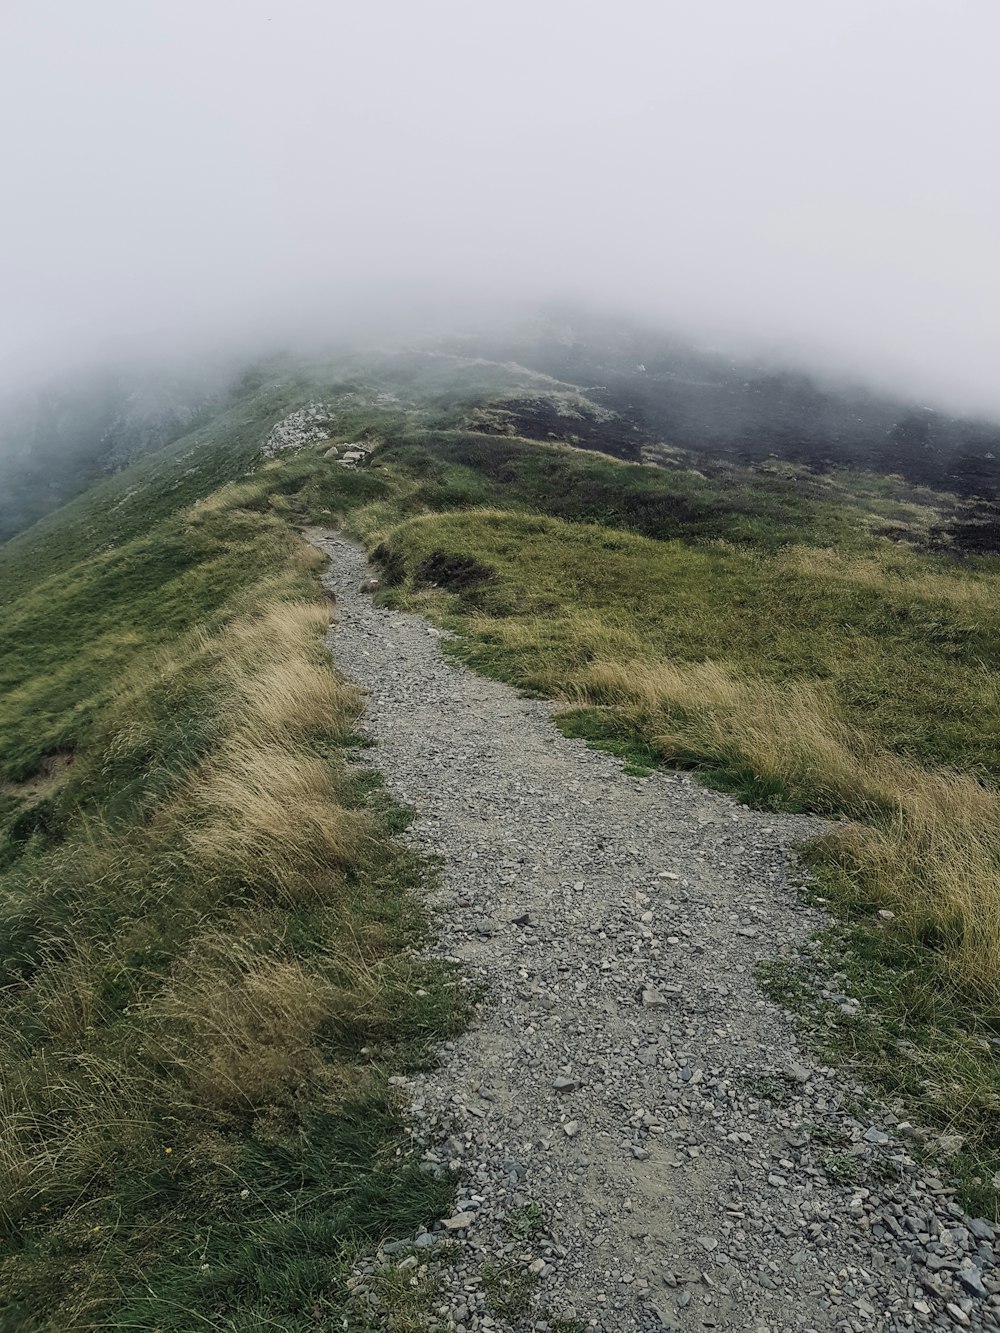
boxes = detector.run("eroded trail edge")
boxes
[314,531,998,1333]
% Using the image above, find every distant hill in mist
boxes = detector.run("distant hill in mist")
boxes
[0,365,238,543]
[1,316,998,545]
[460,318,1000,500]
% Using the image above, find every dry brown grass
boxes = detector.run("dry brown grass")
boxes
[822,776,1000,992]
[147,934,339,1107]
[575,659,882,810]
[781,545,997,613]
[228,656,359,741]
[573,657,1000,993]
[220,601,361,744]
[184,481,268,516]
[0,1053,161,1228]
[186,739,370,900]
[183,593,369,899]
[145,932,407,1109]
[30,938,107,1043]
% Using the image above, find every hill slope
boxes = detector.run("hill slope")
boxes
[1,340,999,1325]
[0,370,469,1329]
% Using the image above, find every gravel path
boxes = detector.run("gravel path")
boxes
[312,531,998,1333]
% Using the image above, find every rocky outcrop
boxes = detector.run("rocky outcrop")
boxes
[334,441,375,469]
[260,403,335,457]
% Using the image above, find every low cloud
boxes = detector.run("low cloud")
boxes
[1,0,997,415]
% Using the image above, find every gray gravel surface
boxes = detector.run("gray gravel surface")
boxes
[312,531,999,1333]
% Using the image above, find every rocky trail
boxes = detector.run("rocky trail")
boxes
[312,531,999,1333]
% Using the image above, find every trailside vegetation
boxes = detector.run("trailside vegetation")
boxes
[0,434,465,1328]
[3,350,999,1327]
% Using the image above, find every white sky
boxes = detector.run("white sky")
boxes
[1,0,998,413]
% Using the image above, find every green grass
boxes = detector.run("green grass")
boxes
[377,429,952,552]
[363,507,999,780]
[4,1106,454,1333]
[482,1261,539,1321]
[417,431,835,545]
[0,416,463,1327]
[3,357,1000,1325]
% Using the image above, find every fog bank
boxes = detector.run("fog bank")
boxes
[1,0,997,416]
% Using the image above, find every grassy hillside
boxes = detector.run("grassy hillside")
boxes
[367,508,999,775]
[3,350,999,1327]
[0,403,466,1328]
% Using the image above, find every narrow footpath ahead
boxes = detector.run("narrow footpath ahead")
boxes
[313,531,998,1333]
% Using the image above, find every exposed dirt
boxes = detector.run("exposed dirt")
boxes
[0,750,74,805]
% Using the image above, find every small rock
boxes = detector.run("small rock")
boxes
[956,1265,988,1299]
[652,1308,680,1330]
[442,1212,474,1231]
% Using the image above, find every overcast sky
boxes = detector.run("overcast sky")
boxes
[1,0,998,414]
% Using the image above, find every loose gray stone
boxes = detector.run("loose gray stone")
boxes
[956,1265,988,1298]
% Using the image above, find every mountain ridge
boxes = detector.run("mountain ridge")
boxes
[4,320,999,547]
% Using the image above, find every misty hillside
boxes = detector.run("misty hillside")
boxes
[0,364,236,543]
[4,320,999,552]
[4,1,1000,1325]
[462,318,1000,495]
